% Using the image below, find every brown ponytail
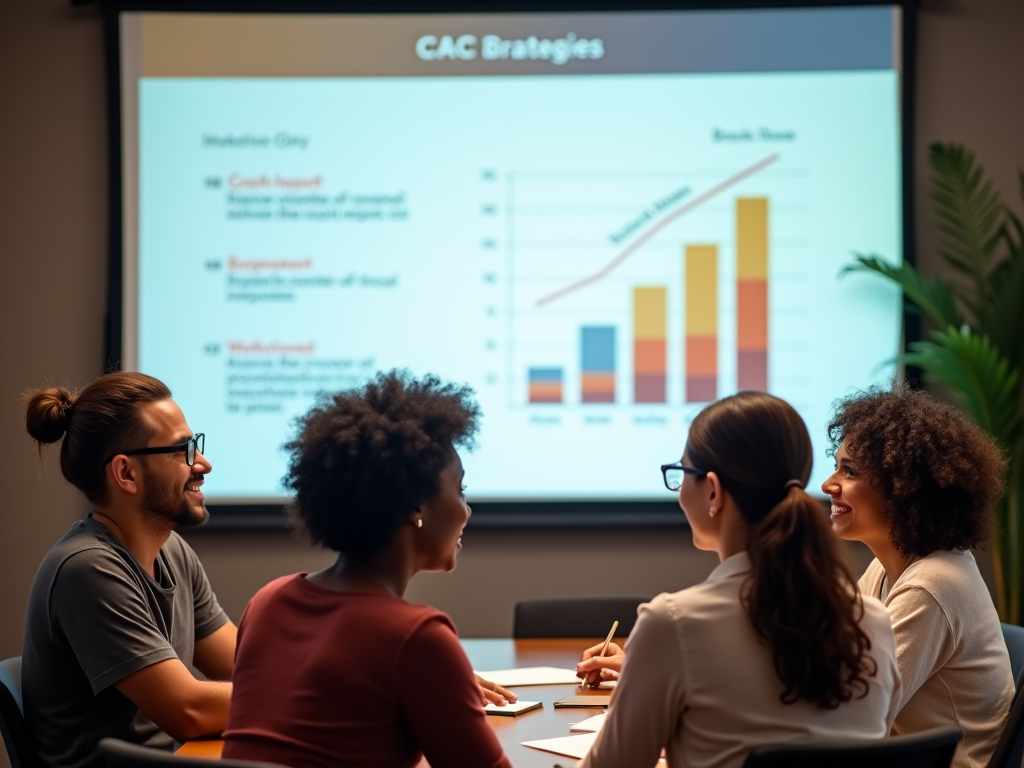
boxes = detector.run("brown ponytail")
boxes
[24,372,172,504]
[687,392,875,709]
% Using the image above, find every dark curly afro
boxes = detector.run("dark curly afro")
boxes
[826,380,1006,556]
[283,370,480,558]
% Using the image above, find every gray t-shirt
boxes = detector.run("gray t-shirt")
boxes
[22,516,228,768]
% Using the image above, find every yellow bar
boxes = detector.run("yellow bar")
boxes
[633,287,667,340]
[736,198,768,280]
[686,245,717,337]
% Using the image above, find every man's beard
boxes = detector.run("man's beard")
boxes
[140,467,209,530]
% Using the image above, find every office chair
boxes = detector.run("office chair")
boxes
[743,726,962,768]
[512,595,650,638]
[1002,623,1024,692]
[0,656,38,768]
[98,738,288,768]
[987,674,1024,768]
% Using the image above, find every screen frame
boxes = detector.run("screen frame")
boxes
[100,0,918,530]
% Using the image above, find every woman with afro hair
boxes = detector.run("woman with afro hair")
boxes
[822,380,1014,768]
[222,371,512,768]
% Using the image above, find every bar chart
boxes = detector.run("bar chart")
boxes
[511,160,779,409]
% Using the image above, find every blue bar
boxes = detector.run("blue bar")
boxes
[529,367,563,382]
[581,326,616,373]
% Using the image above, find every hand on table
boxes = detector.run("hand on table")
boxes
[475,675,518,707]
[576,641,625,687]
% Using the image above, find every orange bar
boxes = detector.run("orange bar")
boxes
[581,373,616,403]
[634,338,666,375]
[581,373,616,391]
[737,280,768,350]
[686,336,717,377]
[529,382,563,403]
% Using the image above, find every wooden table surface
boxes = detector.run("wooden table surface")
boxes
[177,637,606,766]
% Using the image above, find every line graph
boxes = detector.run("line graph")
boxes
[533,154,779,307]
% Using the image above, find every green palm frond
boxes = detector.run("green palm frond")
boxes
[841,254,962,328]
[929,144,1005,320]
[1006,201,1023,250]
[903,327,1021,448]
[978,238,1024,371]
[844,145,1024,623]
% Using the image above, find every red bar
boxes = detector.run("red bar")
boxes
[634,374,666,403]
[737,350,767,391]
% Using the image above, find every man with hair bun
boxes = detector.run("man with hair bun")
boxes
[22,371,235,768]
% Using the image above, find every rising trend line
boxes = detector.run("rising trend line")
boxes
[534,154,780,307]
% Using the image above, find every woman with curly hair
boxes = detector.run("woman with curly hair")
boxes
[576,392,899,768]
[222,371,512,768]
[823,381,1014,768]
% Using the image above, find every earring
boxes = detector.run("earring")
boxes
[709,506,716,517]
[416,518,423,528]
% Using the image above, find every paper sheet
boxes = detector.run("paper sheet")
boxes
[474,666,582,686]
[522,731,599,759]
[483,699,542,715]
[569,713,607,732]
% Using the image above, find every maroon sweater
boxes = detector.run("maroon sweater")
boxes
[223,575,510,768]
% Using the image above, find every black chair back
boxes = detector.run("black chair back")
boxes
[1001,623,1024,692]
[743,727,962,768]
[0,657,38,768]
[987,678,1024,768]
[513,595,649,639]
[97,738,287,768]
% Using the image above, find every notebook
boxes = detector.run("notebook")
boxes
[554,694,612,708]
[483,700,543,716]
[473,667,582,686]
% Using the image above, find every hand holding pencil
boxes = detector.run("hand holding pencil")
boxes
[576,621,624,688]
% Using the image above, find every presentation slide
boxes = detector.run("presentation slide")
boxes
[121,8,903,502]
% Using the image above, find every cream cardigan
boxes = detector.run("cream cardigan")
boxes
[860,549,1014,768]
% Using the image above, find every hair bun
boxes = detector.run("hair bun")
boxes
[25,387,77,444]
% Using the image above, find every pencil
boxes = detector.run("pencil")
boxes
[586,620,619,688]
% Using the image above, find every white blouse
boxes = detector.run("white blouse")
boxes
[578,552,900,768]
[860,550,1013,768]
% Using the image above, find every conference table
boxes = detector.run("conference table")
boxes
[177,638,609,766]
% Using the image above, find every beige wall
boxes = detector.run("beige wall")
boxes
[1,0,1022,686]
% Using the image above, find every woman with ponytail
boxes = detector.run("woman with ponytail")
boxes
[575,392,899,768]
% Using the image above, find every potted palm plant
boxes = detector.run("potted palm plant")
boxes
[842,143,1024,624]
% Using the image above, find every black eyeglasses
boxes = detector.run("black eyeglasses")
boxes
[104,433,205,467]
[660,461,707,491]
